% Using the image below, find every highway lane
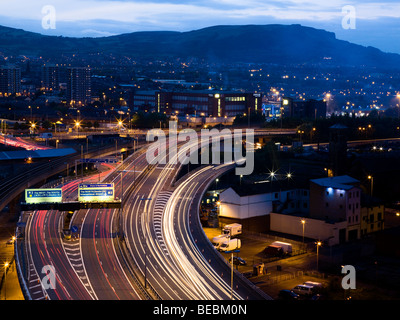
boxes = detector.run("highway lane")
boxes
[24,162,118,300]
[122,139,212,299]
[162,165,241,299]
[166,164,272,300]
[78,148,150,300]
[122,133,266,300]
[24,146,152,300]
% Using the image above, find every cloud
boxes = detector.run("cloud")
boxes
[0,0,400,53]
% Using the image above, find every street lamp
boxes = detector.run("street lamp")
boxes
[368,175,373,196]
[30,122,36,136]
[118,120,124,133]
[75,120,81,139]
[301,219,306,249]
[316,241,322,272]
[397,93,400,118]
[4,261,9,300]
[286,171,293,187]
[223,249,240,300]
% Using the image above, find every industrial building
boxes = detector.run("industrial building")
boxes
[215,175,383,246]
[128,90,263,118]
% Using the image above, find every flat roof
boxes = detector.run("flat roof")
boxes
[0,148,76,160]
[310,175,359,190]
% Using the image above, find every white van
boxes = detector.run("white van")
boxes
[292,284,314,296]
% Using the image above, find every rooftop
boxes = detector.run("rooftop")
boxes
[310,175,359,190]
[0,148,76,161]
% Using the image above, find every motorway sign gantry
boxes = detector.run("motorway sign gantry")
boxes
[25,188,63,204]
[78,183,115,202]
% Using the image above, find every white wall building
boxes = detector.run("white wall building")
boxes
[270,213,347,246]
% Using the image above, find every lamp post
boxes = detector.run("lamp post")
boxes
[286,172,292,188]
[368,175,373,196]
[397,93,400,119]
[224,249,240,300]
[316,241,322,272]
[4,262,9,300]
[301,219,306,250]
[75,121,81,139]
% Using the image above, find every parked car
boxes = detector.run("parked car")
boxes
[303,281,323,293]
[278,289,299,300]
[229,256,247,266]
[310,294,325,300]
[292,284,314,296]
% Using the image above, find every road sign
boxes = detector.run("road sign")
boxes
[78,183,114,202]
[79,158,119,164]
[25,188,62,204]
[71,226,78,233]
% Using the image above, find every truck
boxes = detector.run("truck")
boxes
[219,238,241,252]
[211,234,230,249]
[265,241,292,256]
[222,223,242,237]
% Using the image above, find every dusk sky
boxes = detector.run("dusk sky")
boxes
[1,0,400,54]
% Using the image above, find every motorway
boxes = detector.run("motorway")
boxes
[23,150,148,300]
[165,164,271,300]
[24,168,115,300]
[19,130,272,300]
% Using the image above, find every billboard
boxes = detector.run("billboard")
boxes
[25,188,63,204]
[78,183,114,202]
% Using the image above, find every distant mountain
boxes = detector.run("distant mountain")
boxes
[1,24,400,68]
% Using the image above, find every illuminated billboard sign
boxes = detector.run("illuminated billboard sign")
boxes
[78,183,114,202]
[25,188,63,204]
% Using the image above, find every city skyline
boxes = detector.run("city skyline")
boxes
[0,0,400,54]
